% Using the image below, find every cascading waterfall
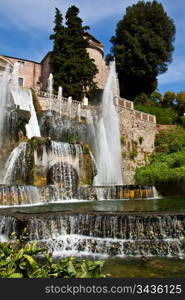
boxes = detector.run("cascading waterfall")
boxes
[34,141,83,175]
[11,87,41,138]
[2,213,182,258]
[10,62,40,138]
[0,216,17,242]
[0,185,40,206]
[94,61,123,186]
[0,56,178,268]
[2,142,28,184]
[0,64,11,146]
[34,141,83,199]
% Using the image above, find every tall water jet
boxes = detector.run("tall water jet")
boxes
[47,73,53,115]
[94,61,123,185]
[0,64,10,146]
[58,86,63,116]
[67,96,72,118]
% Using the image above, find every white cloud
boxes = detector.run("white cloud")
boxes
[0,0,138,32]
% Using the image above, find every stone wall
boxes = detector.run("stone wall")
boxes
[118,99,156,184]
[86,44,108,89]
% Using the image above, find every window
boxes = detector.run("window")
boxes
[18,77,24,87]
[18,60,25,66]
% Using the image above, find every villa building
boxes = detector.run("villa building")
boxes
[0,33,108,93]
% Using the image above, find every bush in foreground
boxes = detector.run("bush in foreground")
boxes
[0,234,107,278]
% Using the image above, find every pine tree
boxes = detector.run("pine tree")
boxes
[49,8,67,92]
[50,6,98,100]
[109,1,176,100]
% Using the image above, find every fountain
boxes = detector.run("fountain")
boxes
[0,61,184,265]
[0,64,10,146]
[67,96,72,118]
[94,61,123,186]
[58,86,63,116]
[47,73,53,115]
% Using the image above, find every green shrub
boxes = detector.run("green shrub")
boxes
[0,235,107,278]
[155,127,185,154]
[135,127,185,195]
[135,103,177,125]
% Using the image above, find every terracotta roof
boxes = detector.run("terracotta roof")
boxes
[84,32,103,45]
[2,54,40,64]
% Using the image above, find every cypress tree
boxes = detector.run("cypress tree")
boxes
[49,8,67,92]
[50,6,98,100]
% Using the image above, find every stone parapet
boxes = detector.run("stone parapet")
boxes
[118,98,156,123]
[36,91,97,119]
[36,91,156,124]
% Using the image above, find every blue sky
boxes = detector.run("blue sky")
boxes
[0,0,184,94]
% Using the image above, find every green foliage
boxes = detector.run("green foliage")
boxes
[0,235,106,278]
[135,127,185,195]
[120,136,126,145]
[161,91,176,108]
[176,116,185,128]
[175,91,185,115]
[135,102,177,124]
[109,1,176,99]
[155,127,185,153]
[129,150,138,160]
[50,6,98,100]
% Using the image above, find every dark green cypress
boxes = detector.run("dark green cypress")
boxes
[50,6,98,100]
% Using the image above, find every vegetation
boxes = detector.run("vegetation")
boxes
[134,90,185,125]
[135,102,177,125]
[108,1,176,100]
[135,127,185,195]
[50,6,98,100]
[0,234,106,278]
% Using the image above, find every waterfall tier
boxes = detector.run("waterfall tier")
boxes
[0,213,184,257]
[77,185,158,200]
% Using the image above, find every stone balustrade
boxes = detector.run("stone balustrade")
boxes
[36,91,156,124]
[36,91,97,120]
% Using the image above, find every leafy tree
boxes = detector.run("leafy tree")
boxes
[161,91,176,108]
[176,91,185,115]
[50,6,98,100]
[150,91,162,104]
[109,1,176,100]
